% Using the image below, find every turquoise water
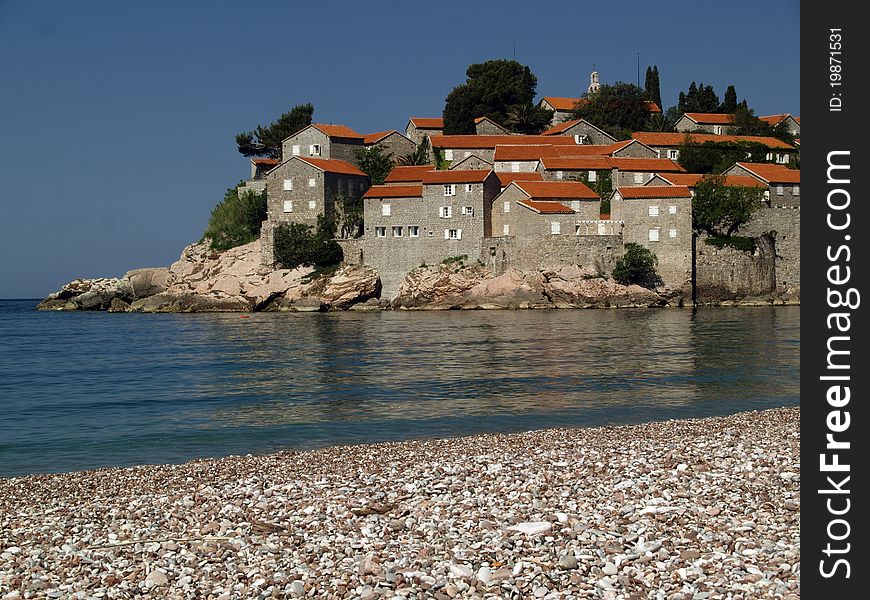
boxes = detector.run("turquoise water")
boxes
[0,300,799,477]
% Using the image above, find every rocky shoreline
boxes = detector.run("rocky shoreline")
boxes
[36,240,797,313]
[0,407,799,599]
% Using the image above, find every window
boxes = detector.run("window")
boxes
[409,226,419,237]
[588,170,597,182]
[510,162,520,173]
[503,201,510,213]
[375,227,386,237]
[465,183,473,193]
[308,177,316,188]
[292,145,301,156]
[308,200,316,210]
[462,206,474,216]
[574,134,588,144]
[445,228,462,240]
[310,144,321,156]
[776,185,784,196]
[283,178,293,191]
[550,221,561,235]
[765,152,774,161]
[359,181,365,191]
[382,204,391,216]
[668,205,677,214]
[648,206,659,217]
[444,149,454,161]
[793,185,800,196]
[713,125,722,135]
[574,225,582,235]
[668,149,679,160]
[503,224,510,236]
[439,206,453,218]
[649,228,660,242]
[634,172,645,184]
[597,223,607,235]
[283,200,293,213]
[556,170,563,180]
[444,184,456,196]
[392,226,403,237]
[669,228,678,238]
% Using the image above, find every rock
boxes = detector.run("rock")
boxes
[602,562,618,576]
[507,522,552,535]
[558,552,578,570]
[38,278,133,311]
[287,297,323,312]
[145,569,169,586]
[107,298,130,313]
[125,267,171,299]
[541,266,663,308]
[130,292,251,313]
[288,580,305,596]
[681,550,702,561]
[476,566,492,585]
[449,564,473,579]
[316,265,381,309]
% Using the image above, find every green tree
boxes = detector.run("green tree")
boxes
[336,194,364,238]
[442,60,539,134]
[236,103,314,159]
[677,82,720,113]
[731,102,775,137]
[354,146,393,185]
[273,214,343,269]
[612,243,663,289]
[691,175,766,237]
[677,139,770,174]
[570,82,650,139]
[503,102,554,134]
[202,186,268,251]
[398,138,432,166]
[720,85,738,113]
[644,65,662,110]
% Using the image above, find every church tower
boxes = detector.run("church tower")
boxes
[588,70,600,95]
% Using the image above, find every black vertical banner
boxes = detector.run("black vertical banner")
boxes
[803,2,870,596]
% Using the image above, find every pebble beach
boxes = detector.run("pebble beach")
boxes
[0,407,800,599]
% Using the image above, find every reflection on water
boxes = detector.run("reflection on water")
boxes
[0,302,799,476]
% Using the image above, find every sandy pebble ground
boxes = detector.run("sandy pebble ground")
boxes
[0,407,799,600]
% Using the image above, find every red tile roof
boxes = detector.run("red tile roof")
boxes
[608,158,685,172]
[295,156,367,176]
[514,180,599,200]
[682,112,735,125]
[631,132,795,150]
[542,119,583,135]
[364,130,401,144]
[758,114,800,127]
[517,199,576,214]
[541,97,661,113]
[384,165,436,183]
[432,135,577,149]
[734,163,801,184]
[363,184,423,199]
[538,157,683,172]
[540,157,613,170]
[644,101,662,114]
[409,117,444,129]
[495,171,544,186]
[494,144,613,161]
[616,186,692,199]
[251,158,279,167]
[421,170,493,184]
[310,123,365,139]
[655,173,766,188]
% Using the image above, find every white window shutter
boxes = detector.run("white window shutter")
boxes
[457,229,462,240]
[444,229,449,239]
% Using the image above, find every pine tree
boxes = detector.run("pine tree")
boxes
[644,66,662,110]
[721,85,738,113]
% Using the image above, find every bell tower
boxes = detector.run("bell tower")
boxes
[588,69,600,95]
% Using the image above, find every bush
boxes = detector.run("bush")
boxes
[203,186,267,251]
[612,243,663,289]
[704,235,756,252]
[273,214,343,269]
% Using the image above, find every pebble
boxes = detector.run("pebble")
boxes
[0,408,800,599]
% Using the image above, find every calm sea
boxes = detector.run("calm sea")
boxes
[0,300,799,478]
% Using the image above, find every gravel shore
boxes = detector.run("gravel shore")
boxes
[0,407,799,599]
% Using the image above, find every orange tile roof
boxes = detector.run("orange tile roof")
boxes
[599,213,611,219]
[295,156,367,176]
[644,101,662,114]
[609,158,685,172]
[432,135,577,149]
[655,173,766,188]
[252,158,279,166]
[363,184,423,199]
[540,157,613,170]
[421,169,493,184]
[494,144,613,161]
[794,117,800,124]
[758,114,800,127]
[734,163,801,184]
[363,130,400,144]
[495,171,544,186]
[409,117,444,129]
[631,132,795,150]
[310,123,365,139]
[542,120,581,135]
[541,97,660,113]
[517,199,576,214]
[384,165,436,183]
[616,186,692,199]
[683,112,735,125]
[514,180,599,200]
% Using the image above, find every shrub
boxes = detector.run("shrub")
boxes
[273,214,343,269]
[612,243,663,289]
[203,186,267,251]
[704,235,756,252]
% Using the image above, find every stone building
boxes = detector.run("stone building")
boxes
[630,132,797,164]
[363,130,416,160]
[495,171,544,191]
[609,186,694,290]
[449,154,493,171]
[674,113,736,135]
[260,156,369,266]
[281,124,366,166]
[541,119,617,145]
[238,158,279,196]
[404,118,443,147]
[493,144,611,173]
[538,157,613,183]
[491,181,602,238]
[474,116,510,135]
[609,158,686,187]
[539,94,661,126]
[759,114,800,136]
[645,172,766,191]
[432,135,577,165]
[723,162,801,207]
[605,139,659,159]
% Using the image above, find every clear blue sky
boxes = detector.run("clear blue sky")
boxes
[0,0,799,298]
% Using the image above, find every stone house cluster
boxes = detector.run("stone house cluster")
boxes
[247,73,800,302]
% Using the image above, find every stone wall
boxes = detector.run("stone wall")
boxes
[549,121,616,145]
[369,133,416,162]
[612,143,658,159]
[694,235,777,303]
[483,234,623,277]
[282,128,364,166]
[738,206,800,301]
